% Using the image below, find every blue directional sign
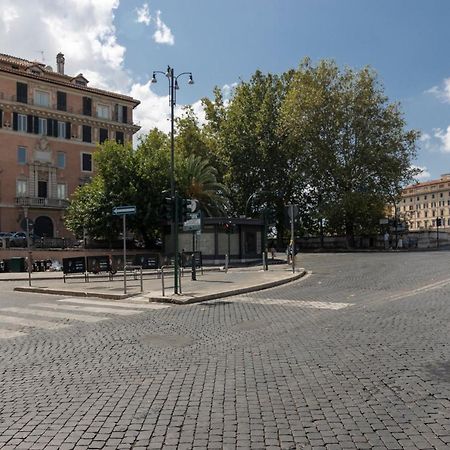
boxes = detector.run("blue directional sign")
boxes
[112,205,136,215]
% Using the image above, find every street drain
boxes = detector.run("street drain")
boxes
[139,334,194,348]
[232,320,270,331]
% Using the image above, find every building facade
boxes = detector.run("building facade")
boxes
[398,174,450,231]
[0,52,140,238]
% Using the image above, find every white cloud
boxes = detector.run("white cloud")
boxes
[0,5,19,32]
[0,0,130,92]
[411,165,431,181]
[136,3,151,26]
[425,78,450,103]
[153,10,174,45]
[434,126,450,152]
[135,4,174,46]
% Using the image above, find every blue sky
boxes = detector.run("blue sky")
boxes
[1,0,450,181]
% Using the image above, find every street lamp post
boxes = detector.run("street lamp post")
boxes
[152,66,194,294]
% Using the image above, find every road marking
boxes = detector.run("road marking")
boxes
[58,298,170,309]
[5,306,105,323]
[230,297,351,310]
[0,314,67,330]
[386,277,450,302]
[0,329,27,339]
[32,303,142,316]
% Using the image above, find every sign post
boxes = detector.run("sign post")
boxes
[112,206,136,294]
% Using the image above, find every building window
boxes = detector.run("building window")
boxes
[440,193,444,198]
[82,125,92,143]
[16,179,27,196]
[115,131,124,144]
[96,104,110,119]
[425,211,428,218]
[38,117,47,135]
[424,195,427,200]
[34,90,50,107]
[432,194,435,198]
[81,153,93,172]
[17,147,27,164]
[18,114,27,132]
[57,152,66,169]
[441,210,444,216]
[116,104,128,123]
[57,91,67,111]
[99,128,108,144]
[16,82,28,103]
[57,184,67,199]
[82,97,92,116]
[417,197,419,201]
[58,121,66,139]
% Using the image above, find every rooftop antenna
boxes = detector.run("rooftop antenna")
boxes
[35,50,45,63]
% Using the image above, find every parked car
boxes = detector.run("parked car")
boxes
[0,232,12,239]
[9,232,28,247]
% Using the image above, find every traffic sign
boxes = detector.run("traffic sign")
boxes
[20,218,34,231]
[183,218,201,231]
[112,205,136,215]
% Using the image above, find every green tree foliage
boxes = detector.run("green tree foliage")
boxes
[279,59,419,241]
[65,135,171,245]
[176,155,229,216]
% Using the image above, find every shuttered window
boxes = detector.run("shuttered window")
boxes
[115,131,124,144]
[82,97,92,116]
[82,125,92,143]
[16,82,28,103]
[57,91,67,111]
[99,128,108,144]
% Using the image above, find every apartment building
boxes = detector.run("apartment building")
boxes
[398,174,450,231]
[0,52,140,238]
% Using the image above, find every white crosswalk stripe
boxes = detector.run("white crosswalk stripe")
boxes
[3,307,106,323]
[36,303,143,316]
[0,296,171,340]
[0,314,68,330]
[0,329,27,339]
[58,297,169,309]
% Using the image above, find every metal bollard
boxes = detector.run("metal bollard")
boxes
[191,253,196,280]
[225,254,229,273]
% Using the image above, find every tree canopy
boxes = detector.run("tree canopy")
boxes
[65,58,419,247]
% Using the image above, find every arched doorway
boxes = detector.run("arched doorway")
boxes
[34,216,54,238]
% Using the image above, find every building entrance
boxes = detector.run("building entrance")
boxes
[34,216,54,238]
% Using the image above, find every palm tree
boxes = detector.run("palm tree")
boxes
[176,155,229,216]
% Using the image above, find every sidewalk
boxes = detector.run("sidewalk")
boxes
[11,259,306,304]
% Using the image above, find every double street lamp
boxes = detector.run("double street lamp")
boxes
[151,66,194,294]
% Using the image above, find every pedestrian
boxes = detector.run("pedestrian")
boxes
[384,231,389,250]
[270,246,276,260]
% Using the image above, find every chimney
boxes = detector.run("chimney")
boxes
[56,52,65,75]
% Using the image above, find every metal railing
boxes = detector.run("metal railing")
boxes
[15,197,69,208]
[160,265,182,297]
[123,265,143,295]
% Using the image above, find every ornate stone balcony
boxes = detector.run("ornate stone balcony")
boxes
[15,196,69,209]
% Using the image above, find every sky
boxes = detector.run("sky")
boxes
[1,0,450,182]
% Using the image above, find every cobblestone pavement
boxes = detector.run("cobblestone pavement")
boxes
[1,252,450,449]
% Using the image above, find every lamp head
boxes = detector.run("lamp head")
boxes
[188,73,194,85]
[151,73,157,84]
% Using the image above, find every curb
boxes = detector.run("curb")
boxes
[13,268,307,302]
[13,286,130,300]
[145,269,307,304]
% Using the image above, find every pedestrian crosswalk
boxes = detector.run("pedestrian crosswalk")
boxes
[0,297,170,340]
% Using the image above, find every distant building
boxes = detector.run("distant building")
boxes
[398,174,450,231]
[0,52,140,237]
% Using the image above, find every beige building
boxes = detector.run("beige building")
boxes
[0,52,140,237]
[398,174,450,231]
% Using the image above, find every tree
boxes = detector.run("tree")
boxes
[176,155,229,216]
[279,59,419,244]
[201,71,295,243]
[65,134,171,246]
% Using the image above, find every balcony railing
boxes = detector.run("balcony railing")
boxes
[15,197,69,209]
[0,92,134,125]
